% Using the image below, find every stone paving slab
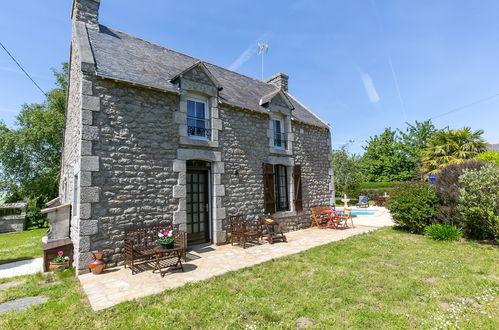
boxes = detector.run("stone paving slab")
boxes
[0,258,43,279]
[80,214,393,311]
[0,280,24,291]
[0,296,48,314]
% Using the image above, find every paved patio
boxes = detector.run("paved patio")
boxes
[79,208,393,310]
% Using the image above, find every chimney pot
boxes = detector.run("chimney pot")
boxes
[72,0,101,29]
[265,73,289,92]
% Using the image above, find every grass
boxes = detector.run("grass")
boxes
[0,227,497,329]
[0,228,46,265]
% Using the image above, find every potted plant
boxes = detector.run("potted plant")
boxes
[49,251,70,271]
[157,230,175,249]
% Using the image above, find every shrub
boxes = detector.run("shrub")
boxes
[475,151,499,165]
[424,224,463,241]
[386,181,437,233]
[434,161,487,226]
[458,164,499,241]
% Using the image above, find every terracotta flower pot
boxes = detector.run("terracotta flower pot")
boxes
[89,250,105,275]
[49,261,70,271]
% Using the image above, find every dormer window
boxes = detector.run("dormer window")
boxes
[187,98,210,140]
[273,119,286,149]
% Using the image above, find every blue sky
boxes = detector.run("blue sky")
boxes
[1,0,498,154]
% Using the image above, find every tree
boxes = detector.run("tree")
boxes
[0,63,67,226]
[421,127,487,174]
[359,128,413,182]
[398,120,437,178]
[331,143,362,198]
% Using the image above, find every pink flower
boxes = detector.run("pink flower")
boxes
[57,251,63,255]
[163,231,168,236]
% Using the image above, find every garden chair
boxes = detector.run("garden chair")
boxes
[228,214,261,249]
[310,205,329,229]
[338,208,354,228]
[259,215,287,244]
[356,195,369,208]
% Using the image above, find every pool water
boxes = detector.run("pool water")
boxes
[336,208,377,216]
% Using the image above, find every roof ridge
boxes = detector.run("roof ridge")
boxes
[100,25,276,90]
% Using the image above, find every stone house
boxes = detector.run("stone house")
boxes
[62,0,334,274]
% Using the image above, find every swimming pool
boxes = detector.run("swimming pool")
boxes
[335,208,377,216]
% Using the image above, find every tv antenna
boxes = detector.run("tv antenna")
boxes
[258,42,268,80]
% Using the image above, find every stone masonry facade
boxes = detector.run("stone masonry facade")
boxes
[63,0,334,274]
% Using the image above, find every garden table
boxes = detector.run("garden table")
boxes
[321,209,343,229]
[152,245,184,277]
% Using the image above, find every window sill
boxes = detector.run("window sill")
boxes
[180,136,218,148]
[269,147,292,156]
[272,210,298,218]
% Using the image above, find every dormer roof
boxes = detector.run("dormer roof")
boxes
[259,89,294,110]
[170,61,223,91]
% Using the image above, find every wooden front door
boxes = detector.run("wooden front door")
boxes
[186,168,210,245]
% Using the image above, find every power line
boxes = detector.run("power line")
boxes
[430,93,499,119]
[0,39,47,96]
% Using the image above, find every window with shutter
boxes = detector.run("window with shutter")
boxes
[262,163,276,213]
[293,165,303,211]
[274,165,289,211]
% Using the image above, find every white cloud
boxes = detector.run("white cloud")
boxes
[228,33,270,71]
[0,66,22,74]
[361,73,380,103]
[228,45,254,71]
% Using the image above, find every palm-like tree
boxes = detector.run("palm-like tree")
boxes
[421,127,487,174]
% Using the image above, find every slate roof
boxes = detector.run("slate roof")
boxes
[86,25,329,128]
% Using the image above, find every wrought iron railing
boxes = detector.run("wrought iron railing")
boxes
[273,132,287,149]
[187,125,211,139]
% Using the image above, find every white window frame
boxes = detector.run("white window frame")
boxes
[186,96,210,141]
[271,118,286,150]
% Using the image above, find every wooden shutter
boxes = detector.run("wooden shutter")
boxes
[293,165,303,211]
[263,163,276,214]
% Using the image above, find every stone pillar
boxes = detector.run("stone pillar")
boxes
[74,77,101,274]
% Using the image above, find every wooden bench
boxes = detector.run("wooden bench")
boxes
[124,222,186,275]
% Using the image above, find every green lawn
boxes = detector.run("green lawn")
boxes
[0,228,46,265]
[0,227,497,329]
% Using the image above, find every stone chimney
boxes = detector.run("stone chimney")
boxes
[265,73,289,92]
[72,0,101,29]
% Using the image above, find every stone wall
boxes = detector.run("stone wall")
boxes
[0,203,27,233]
[293,123,333,210]
[219,104,332,233]
[88,79,180,267]
[219,106,269,222]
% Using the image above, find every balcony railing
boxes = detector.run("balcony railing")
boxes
[188,125,211,139]
[273,132,287,149]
